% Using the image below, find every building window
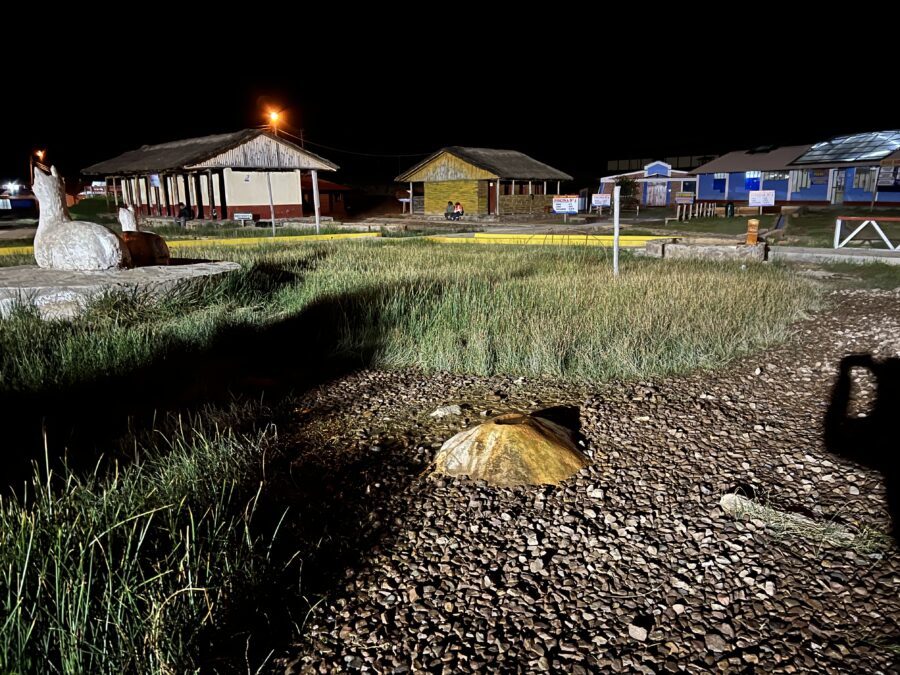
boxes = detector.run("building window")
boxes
[853,167,878,192]
[713,173,728,179]
[789,169,811,192]
[763,171,789,181]
[744,170,761,191]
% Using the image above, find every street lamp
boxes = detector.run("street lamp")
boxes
[30,149,45,186]
[265,111,282,236]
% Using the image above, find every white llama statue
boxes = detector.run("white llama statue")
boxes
[118,205,139,232]
[32,166,131,270]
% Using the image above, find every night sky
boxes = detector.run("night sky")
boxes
[3,28,895,191]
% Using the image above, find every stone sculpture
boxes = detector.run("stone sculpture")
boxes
[32,166,131,270]
[118,206,171,266]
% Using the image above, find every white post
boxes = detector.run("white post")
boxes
[312,169,321,235]
[496,180,501,215]
[266,171,276,237]
[613,185,621,277]
[834,218,842,249]
[409,182,413,215]
[113,177,119,207]
[556,180,561,195]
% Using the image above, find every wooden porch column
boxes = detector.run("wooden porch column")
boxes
[181,174,192,214]
[409,181,413,214]
[162,174,172,216]
[496,180,501,216]
[134,177,143,213]
[218,171,228,220]
[143,176,153,215]
[296,170,304,218]
[512,180,516,197]
[104,178,111,211]
[206,170,216,219]
[556,181,561,195]
[311,169,321,234]
[528,181,532,195]
[543,180,547,194]
[193,173,204,218]
[112,177,119,207]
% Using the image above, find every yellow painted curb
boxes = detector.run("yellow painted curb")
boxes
[0,246,34,256]
[0,232,380,256]
[168,232,380,248]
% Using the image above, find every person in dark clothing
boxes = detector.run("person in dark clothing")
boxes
[175,202,191,228]
[445,201,454,220]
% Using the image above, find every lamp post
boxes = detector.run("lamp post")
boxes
[30,149,45,186]
[266,111,280,237]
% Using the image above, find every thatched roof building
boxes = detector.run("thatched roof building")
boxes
[396,147,572,216]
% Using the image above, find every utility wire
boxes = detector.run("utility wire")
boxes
[259,124,429,159]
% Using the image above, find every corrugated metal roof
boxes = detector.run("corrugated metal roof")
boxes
[397,147,572,181]
[82,129,338,175]
[691,145,811,174]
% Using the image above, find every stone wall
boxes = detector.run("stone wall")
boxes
[499,194,555,215]
[654,242,767,262]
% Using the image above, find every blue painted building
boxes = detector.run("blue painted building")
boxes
[693,131,900,206]
[599,161,695,207]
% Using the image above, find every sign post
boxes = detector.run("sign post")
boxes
[592,192,611,216]
[748,189,775,215]
[613,185,621,277]
[552,195,579,223]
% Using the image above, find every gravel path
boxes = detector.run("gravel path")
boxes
[278,288,900,674]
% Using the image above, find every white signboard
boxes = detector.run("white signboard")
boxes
[591,193,611,207]
[553,195,580,214]
[748,190,775,206]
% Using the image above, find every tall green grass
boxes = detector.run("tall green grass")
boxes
[1,241,820,392]
[0,417,282,673]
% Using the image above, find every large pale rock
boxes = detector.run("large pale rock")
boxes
[32,166,131,271]
[433,412,590,487]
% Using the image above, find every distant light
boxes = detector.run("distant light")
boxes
[3,182,20,194]
[268,111,280,123]
[35,150,45,160]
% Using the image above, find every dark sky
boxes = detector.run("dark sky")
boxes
[3,26,895,190]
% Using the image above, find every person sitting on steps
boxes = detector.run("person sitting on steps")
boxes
[175,202,192,228]
[451,202,464,221]
[445,201,454,220]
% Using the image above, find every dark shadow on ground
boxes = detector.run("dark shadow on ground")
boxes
[824,353,900,539]
[0,270,441,672]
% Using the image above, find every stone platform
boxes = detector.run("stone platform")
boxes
[0,261,240,319]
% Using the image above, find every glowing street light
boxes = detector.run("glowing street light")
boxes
[30,149,46,186]
[265,110,282,236]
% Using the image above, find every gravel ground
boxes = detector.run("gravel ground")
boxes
[277,287,900,674]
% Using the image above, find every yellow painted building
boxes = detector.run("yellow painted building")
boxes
[396,147,572,216]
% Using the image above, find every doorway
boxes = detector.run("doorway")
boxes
[831,169,846,204]
[646,181,667,206]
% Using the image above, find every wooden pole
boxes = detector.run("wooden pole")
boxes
[556,181,561,195]
[496,180,501,215]
[613,185,621,277]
